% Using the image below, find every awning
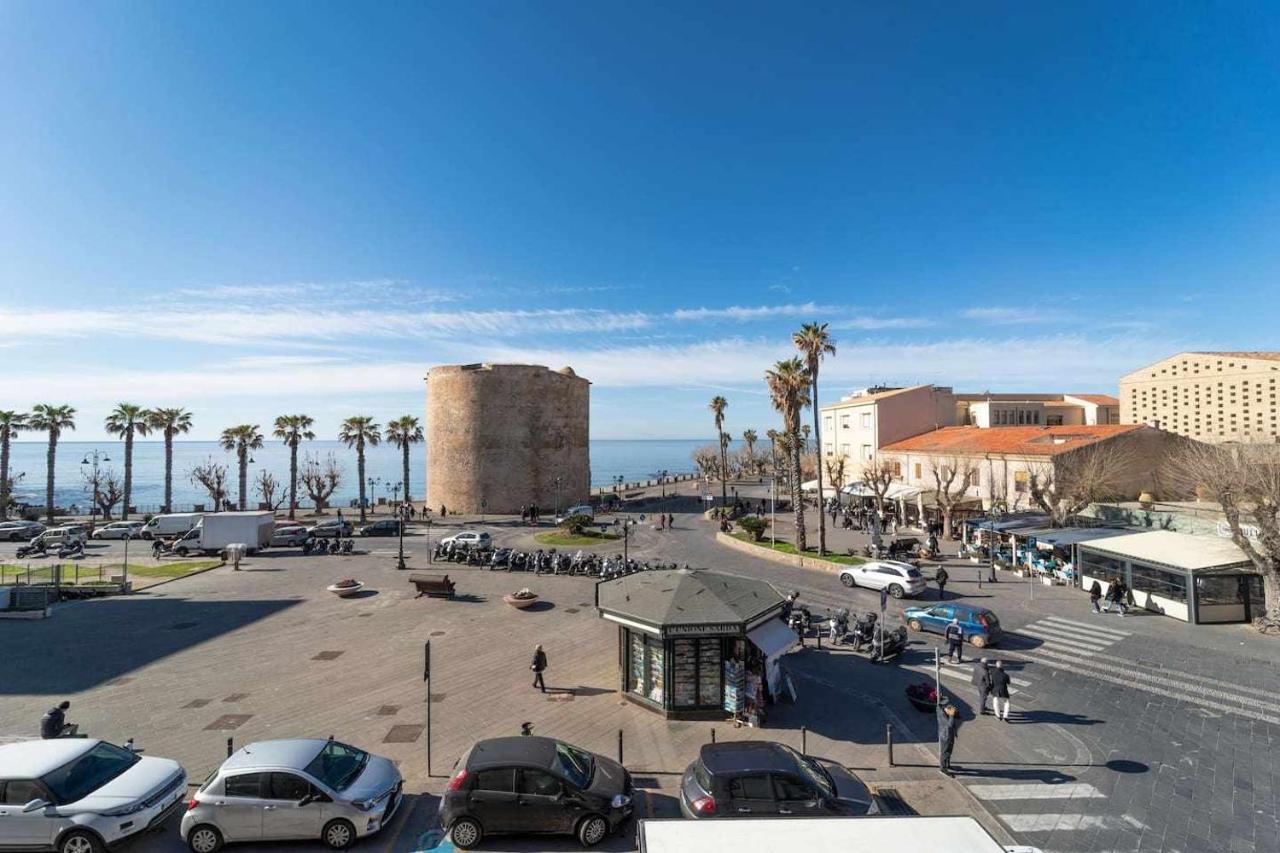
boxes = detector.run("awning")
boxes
[841,482,921,500]
[747,617,800,660]
[1010,526,1132,548]
[800,480,841,499]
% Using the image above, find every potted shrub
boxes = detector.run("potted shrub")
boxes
[737,516,767,542]
[504,587,539,609]
[905,681,949,713]
[326,577,364,598]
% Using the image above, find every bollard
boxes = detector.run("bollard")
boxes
[886,723,894,767]
[817,629,822,650]
[617,729,623,765]
[226,737,233,758]
[710,728,716,744]
[801,726,807,756]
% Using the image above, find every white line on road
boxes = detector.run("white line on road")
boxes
[1039,615,1131,637]
[1011,631,1105,655]
[969,782,1106,800]
[1022,622,1120,647]
[1001,813,1146,833]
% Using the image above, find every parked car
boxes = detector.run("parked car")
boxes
[270,526,310,548]
[439,531,491,549]
[0,520,44,541]
[903,603,1002,648]
[91,521,145,540]
[0,738,187,853]
[358,520,402,537]
[29,527,87,550]
[837,560,927,598]
[140,513,203,540]
[554,505,595,525]
[440,736,633,849]
[679,741,876,820]
[182,738,402,853]
[307,520,353,538]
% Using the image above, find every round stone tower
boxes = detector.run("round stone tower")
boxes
[426,363,590,515]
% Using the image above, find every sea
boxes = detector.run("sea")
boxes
[3,439,744,512]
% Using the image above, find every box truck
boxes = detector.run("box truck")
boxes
[636,816,1037,853]
[141,513,203,540]
[172,512,274,556]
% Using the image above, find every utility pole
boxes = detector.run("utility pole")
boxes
[396,481,407,571]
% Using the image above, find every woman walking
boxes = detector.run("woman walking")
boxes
[1089,579,1103,613]
[935,566,949,600]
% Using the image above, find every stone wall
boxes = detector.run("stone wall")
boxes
[425,363,590,514]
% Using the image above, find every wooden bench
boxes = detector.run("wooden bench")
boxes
[409,573,456,599]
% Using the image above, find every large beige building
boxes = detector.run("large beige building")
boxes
[1119,352,1280,443]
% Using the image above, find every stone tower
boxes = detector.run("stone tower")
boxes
[425,363,590,515]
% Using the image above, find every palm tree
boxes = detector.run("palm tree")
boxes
[29,404,77,523]
[765,359,810,551]
[742,428,758,475]
[0,411,27,520]
[795,322,837,555]
[385,416,424,505]
[339,416,381,523]
[709,396,728,508]
[765,428,779,477]
[104,403,151,520]
[272,415,315,520]
[219,425,264,511]
[148,408,193,512]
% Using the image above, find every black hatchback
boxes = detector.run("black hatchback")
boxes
[441,736,634,849]
[679,741,877,819]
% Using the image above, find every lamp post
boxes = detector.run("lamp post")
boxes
[80,450,110,531]
[368,477,381,517]
[396,480,407,571]
[986,503,1004,589]
[622,517,636,564]
[554,476,563,518]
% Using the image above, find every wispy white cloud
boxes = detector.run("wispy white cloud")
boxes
[960,307,1044,324]
[670,303,832,321]
[830,317,934,330]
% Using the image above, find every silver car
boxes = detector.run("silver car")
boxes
[838,560,928,598]
[269,526,310,548]
[0,520,44,541]
[181,738,402,852]
[91,522,144,540]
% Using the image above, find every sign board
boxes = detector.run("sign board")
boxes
[1216,520,1260,542]
[665,623,741,637]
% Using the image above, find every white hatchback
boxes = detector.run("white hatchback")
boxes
[838,560,928,598]
[91,522,144,540]
[439,531,492,548]
[0,739,186,853]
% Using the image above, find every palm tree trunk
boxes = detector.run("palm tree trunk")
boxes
[812,376,826,555]
[45,434,57,523]
[0,433,10,521]
[122,431,133,519]
[357,439,367,523]
[238,448,248,510]
[792,431,807,551]
[719,433,728,508]
[402,444,411,505]
[163,431,174,513]
[288,443,298,520]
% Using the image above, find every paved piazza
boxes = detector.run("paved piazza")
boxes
[3,493,1279,853]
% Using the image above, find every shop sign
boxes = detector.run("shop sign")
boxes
[1216,520,1260,542]
[665,622,740,637]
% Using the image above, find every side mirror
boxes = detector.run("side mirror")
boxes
[22,799,49,813]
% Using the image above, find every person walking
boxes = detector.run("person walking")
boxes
[1113,577,1129,617]
[1089,579,1103,614]
[530,644,548,693]
[989,660,1012,721]
[971,657,992,715]
[944,618,964,664]
[937,703,960,774]
[936,566,949,600]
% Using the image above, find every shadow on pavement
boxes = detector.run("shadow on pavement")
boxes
[1013,710,1102,726]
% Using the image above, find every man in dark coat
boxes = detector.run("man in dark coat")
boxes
[1089,579,1103,613]
[935,566,949,600]
[530,644,548,692]
[41,701,73,739]
[944,618,964,664]
[971,658,992,715]
[989,660,1012,721]
[937,703,960,774]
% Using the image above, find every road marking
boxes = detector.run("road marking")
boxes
[1021,621,1119,646]
[931,662,1030,691]
[969,782,1106,801]
[1011,631,1104,655]
[1001,813,1146,832]
[1039,615,1131,637]
[1017,625,1113,649]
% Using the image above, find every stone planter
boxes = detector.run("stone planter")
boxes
[504,594,539,609]
[327,581,364,598]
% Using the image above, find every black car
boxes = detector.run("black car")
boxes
[441,736,633,849]
[358,519,403,536]
[679,741,877,819]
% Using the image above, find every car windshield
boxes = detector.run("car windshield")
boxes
[554,742,594,789]
[784,747,835,799]
[907,568,923,578]
[41,742,140,804]
[303,741,369,791]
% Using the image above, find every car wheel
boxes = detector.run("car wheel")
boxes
[58,830,103,853]
[450,817,483,849]
[322,818,356,850]
[176,547,190,557]
[888,584,904,599]
[970,635,987,649]
[577,815,609,847]
[840,573,855,588]
[187,824,224,853]
[907,618,922,632]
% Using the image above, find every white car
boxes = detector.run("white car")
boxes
[0,738,186,853]
[554,505,594,525]
[0,520,44,541]
[30,527,88,550]
[838,560,928,598]
[91,522,144,540]
[270,526,311,547]
[439,531,491,548]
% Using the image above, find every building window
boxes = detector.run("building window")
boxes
[1014,471,1029,493]
[913,463,922,480]
[891,462,902,477]
[860,412,872,428]
[840,414,850,429]
[1130,564,1187,603]
[861,445,872,461]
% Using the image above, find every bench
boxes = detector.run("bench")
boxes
[409,573,456,599]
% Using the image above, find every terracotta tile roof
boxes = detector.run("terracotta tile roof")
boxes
[880,424,1147,457]
[1067,394,1120,405]
[1187,351,1280,362]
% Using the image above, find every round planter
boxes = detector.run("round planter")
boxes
[906,692,949,714]
[326,582,364,598]
[504,594,539,609]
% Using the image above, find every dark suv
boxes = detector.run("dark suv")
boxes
[679,741,877,819]
[441,736,634,849]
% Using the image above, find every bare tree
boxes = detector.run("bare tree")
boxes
[1027,440,1138,527]
[301,452,343,514]
[1176,441,1280,632]
[860,455,897,516]
[926,455,978,539]
[692,445,721,480]
[254,470,288,511]
[82,466,125,520]
[824,455,847,494]
[188,457,230,511]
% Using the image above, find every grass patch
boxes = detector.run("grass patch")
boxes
[0,560,223,583]
[534,530,621,547]
[729,533,867,566]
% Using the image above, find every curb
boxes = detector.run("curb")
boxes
[714,530,853,575]
[132,561,227,591]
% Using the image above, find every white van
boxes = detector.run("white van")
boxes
[140,512,203,540]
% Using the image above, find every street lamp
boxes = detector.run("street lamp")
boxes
[621,517,637,564]
[985,503,1005,588]
[554,476,563,518]
[395,480,407,571]
[80,450,110,529]
[368,477,381,517]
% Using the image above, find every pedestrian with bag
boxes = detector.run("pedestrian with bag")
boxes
[530,644,548,693]
[989,660,1012,721]
[971,657,992,715]
[1113,577,1129,617]
[1088,579,1103,613]
[944,618,964,664]
[937,703,960,774]
[936,566,949,600]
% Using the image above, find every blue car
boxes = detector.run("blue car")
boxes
[903,603,1002,648]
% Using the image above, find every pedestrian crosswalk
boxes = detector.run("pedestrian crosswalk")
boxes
[966,779,1147,841]
[1010,615,1131,657]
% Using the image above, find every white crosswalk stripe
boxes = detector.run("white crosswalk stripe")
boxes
[1040,615,1131,638]
[966,779,1145,838]
[970,782,1105,801]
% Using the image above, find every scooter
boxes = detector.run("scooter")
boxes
[787,605,812,639]
[869,626,908,663]
[57,541,86,559]
[828,609,850,645]
[340,539,354,555]
[849,612,877,651]
[16,540,48,559]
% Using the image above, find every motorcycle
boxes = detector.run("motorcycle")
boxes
[57,541,86,559]
[16,540,48,559]
[787,605,811,639]
[849,611,877,651]
[869,625,908,663]
[340,539,354,555]
[828,609,850,645]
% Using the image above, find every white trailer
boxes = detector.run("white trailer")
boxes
[636,816,1036,853]
[172,512,274,556]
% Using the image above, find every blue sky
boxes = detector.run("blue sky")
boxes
[2,1,1278,441]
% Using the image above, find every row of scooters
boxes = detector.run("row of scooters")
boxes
[432,541,688,579]
[301,537,354,555]
[786,605,909,662]
[15,539,84,559]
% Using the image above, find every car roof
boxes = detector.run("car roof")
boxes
[0,738,99,777]
[698,741,799,776]
[220,738,329,772]
[465,736,560,770]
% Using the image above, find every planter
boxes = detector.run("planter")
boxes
[906,692,950,714]
[326,581,364,598]
[504,594,539,609]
